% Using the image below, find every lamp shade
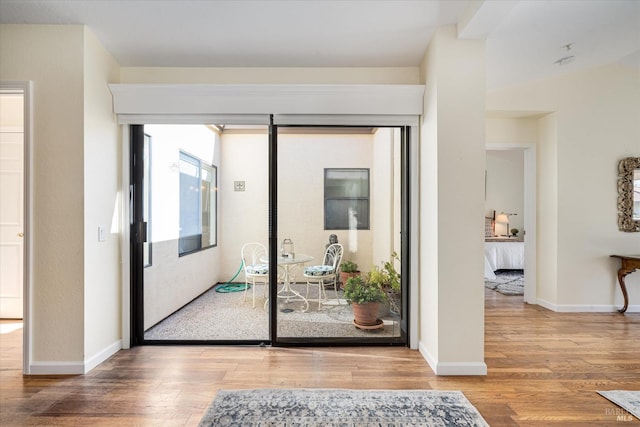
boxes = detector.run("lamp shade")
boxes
[495,214,509,223]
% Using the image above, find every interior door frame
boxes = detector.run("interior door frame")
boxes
[486,142,537,304]
[0,81,33,374]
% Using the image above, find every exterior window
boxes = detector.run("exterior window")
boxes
[179,151,217,256]
[324,168,370,230]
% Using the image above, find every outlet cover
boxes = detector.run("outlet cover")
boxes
[234,181,245,191]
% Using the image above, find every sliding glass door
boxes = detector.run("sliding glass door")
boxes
[272,125,408,345]
[131,123,271,344]
[130,120,410,346]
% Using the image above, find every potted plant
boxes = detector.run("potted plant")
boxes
[368,252,401,316]
[339,260,360,289]
[343,274,387,329]
[510,228,519,237]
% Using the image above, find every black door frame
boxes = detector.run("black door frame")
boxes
[130,121,411,347]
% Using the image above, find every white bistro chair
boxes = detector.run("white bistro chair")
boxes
[303,243,343,308]
[240,242,270,308]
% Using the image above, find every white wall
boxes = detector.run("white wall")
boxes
[418,25,486,374]
[485,150,524,235]
[143,125,221,329]
[487,63,640,311]
[83,27,122,366]
[218,131,270,281]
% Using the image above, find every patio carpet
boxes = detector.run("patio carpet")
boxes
[144,282,401,341]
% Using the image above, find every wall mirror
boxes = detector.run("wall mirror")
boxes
[617,156,640,232]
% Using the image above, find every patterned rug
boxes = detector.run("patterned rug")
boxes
[598,390,640,420]
[484,269,524,295]
[199,388,489,426]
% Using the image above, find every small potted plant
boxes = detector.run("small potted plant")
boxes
[339,260,360,289]
[343,274,387,329]
[510,228,519,237]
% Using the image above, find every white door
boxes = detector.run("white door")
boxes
[0,93,24,319]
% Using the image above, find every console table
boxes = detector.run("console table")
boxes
[610,255,640,313]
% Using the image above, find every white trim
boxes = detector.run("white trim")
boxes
[1,80,33,375]
[120,126,131,349]
[419,342,487,375]
[485,142,537,304]
[434,362,488,376]
[84,340,122,373]
[273,114,420,127]
[29,361,85,375]
[536,298,639,313]
[29,341,122,375]
[409,125,419,349]
[116,114,270,125]
[108,84,425,118]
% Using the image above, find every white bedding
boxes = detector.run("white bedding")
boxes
[484,241,524,280]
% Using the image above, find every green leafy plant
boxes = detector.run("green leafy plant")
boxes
[382,251,401,293]
[343,275,387,305]
[366,252,401,293]
[340,260,359,273]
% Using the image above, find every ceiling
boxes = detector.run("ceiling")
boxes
[1,0,638,90]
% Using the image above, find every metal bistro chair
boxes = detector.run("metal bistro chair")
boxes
[303,243,343,308]
[240,242,270,308]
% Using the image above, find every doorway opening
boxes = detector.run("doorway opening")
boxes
[485,143,536,304]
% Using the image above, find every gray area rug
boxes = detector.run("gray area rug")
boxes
[484,269,524,295]
[199,388,489,427]
[598,390,640,420]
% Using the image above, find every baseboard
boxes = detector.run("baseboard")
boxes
[29,361,85,375]
[418,342,487,376]
[536,299,639,313]
[84,339,122,373]
[28,339,122,375]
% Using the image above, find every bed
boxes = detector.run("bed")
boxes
[484,240,524,280]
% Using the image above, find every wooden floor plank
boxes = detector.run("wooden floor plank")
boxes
[1,290,639,426]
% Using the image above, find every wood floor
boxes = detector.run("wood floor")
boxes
[1,290,639,426]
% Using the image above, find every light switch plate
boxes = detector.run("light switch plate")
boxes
[98,226,106,242]
[234,181,245,191]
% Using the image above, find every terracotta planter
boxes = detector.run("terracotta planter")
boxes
[352,302,381,326]
[339,271,360,290]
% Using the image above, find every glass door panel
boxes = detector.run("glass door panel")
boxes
[133,124,270,343]
[275,126,406,344]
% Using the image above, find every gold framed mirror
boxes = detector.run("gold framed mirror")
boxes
[617,156,640,232]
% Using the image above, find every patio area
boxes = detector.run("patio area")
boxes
[144,282,402,341]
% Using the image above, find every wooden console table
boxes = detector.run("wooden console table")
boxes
[610,255,640,313]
